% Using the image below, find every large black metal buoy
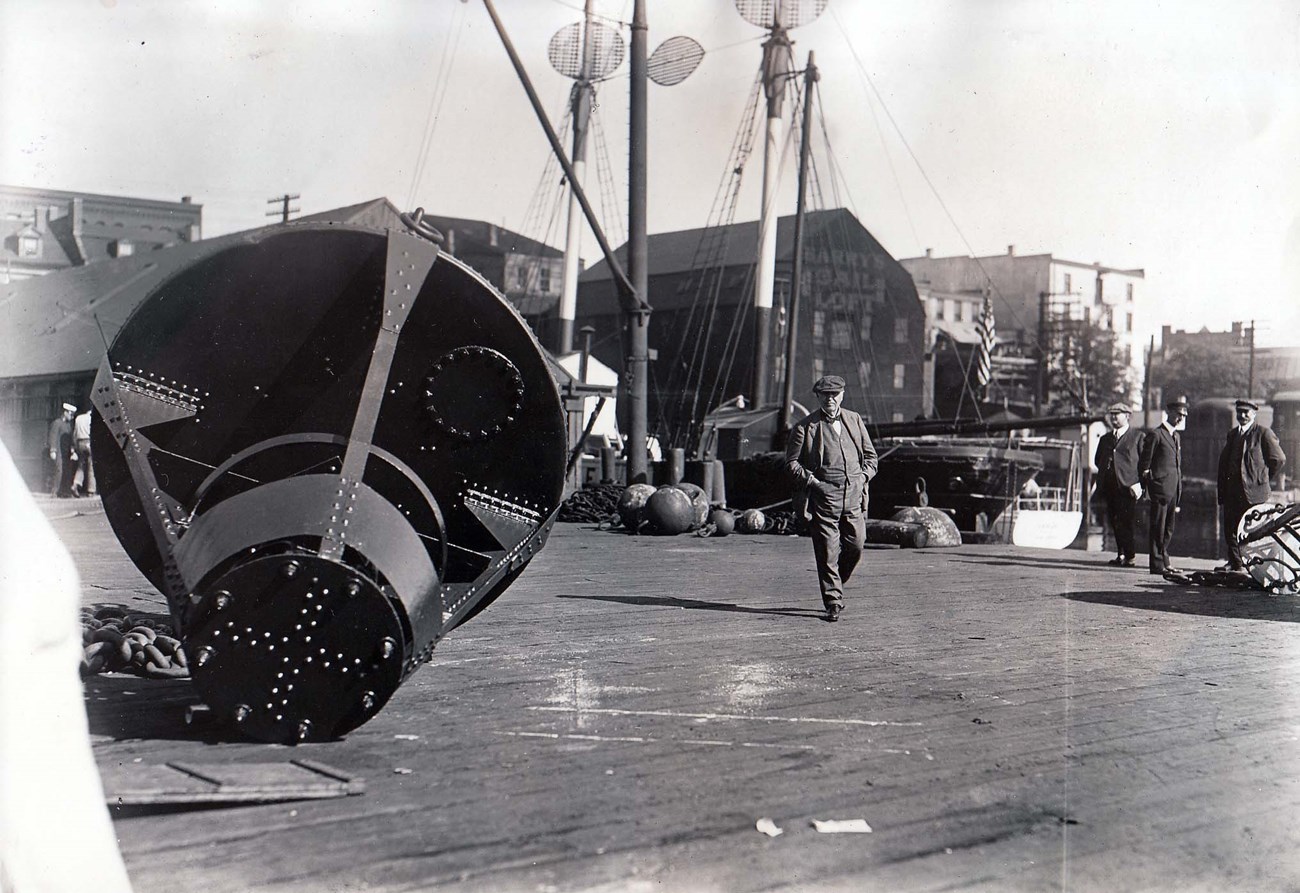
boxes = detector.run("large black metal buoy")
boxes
[91,220,567,742]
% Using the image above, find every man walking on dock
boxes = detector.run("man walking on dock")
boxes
[1096,402,1143,567]
[785,375,878,622]
[1140,396,1187,575]
[1216,398,1286,571]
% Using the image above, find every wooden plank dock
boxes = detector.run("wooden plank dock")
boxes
[48,502,1300,892]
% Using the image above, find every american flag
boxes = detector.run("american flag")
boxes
[974,292,996,392]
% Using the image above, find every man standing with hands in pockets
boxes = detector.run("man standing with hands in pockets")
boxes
[785,375,878,622]
[1095,402,1143,567]
[1140,396,1188,575]
[1216,398,1285,571]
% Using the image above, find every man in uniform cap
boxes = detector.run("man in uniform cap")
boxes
[1139,396,1188,574]
[46,403,76,498]
[1094,401,1143,566]
[1216,398,1286,571]
[785,375,878,621]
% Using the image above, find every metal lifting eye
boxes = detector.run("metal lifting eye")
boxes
[399,208,445,245]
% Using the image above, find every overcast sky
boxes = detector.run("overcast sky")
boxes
[3,0,1298,346]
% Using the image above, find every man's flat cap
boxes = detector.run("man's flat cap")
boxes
[1106,402,1131,414]
[1234,398,1259,411]
[61,402,77,412]
[812,375,846,393]
[1165,396,1188,410]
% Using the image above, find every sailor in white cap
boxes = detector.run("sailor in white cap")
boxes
[47,403,77,498]
[1216,398,1286,571]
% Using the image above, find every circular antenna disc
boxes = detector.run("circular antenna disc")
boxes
[548,20,626,81]
[734,0,828,29]
[648,36,705,87]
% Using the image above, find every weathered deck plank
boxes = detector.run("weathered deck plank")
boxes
[44,507,1300,891]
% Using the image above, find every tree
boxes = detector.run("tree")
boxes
[1043,316,1134,413]
[1152,342,1249,403]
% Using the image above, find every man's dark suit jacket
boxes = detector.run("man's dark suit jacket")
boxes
[785,407,879,520]
[1140,425,1181,502]
[1096,426,1143,494]
[1217,424,1286,506]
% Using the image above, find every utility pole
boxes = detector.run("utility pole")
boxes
[625,0,650,483]
[1247,319,1256,399]
[267,194,300,223]
[1034,292,1048,415]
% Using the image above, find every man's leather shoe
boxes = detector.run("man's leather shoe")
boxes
[826,604,842,622]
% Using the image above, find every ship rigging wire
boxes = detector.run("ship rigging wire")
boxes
[827,2,1059,384]
[406,1,469,211]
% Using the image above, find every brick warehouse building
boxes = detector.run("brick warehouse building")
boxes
[565,208,927,451]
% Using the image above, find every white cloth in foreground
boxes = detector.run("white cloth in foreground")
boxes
[0,438,133,892]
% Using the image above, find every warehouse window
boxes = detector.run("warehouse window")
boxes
[894,317,908,344]
[893,364,905,389]
[857,360,871,391]
[830,318,853,351]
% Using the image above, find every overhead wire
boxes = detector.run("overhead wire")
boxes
[666,73,765,447]
[826,4,1044,354]
[406,1,468,210]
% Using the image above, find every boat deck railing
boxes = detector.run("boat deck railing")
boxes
[1015,486,1076,513]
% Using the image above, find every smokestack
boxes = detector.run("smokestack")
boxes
[1007,244,1015,256]
[925,247,932,258]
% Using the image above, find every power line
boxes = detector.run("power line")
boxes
[266,194,300,223]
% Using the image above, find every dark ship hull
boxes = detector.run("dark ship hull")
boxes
[721,439,1044,534]
[705,406,1095,536]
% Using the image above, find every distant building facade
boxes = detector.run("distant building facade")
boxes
[902,246,1145,413]
[1158,321,1300,399]
[571,208,927,450]
[1,185,202,282]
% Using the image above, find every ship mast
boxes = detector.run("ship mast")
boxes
[750,24,792,409]
[737,0,825,410]
[556,0,598,355]
[779,50,817,437]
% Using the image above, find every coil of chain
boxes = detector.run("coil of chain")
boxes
[557,482,625,524]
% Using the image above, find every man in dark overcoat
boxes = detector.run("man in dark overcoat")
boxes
[785,375,879,622]
[1094,402,1144,566]
[1216,398,1286,570]
[1139,396,1188,575]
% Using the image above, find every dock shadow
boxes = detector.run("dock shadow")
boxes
[84,674,237,744]
[556,592,825,620]
[1063,586,1300,622]
[950,554,1136,573]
